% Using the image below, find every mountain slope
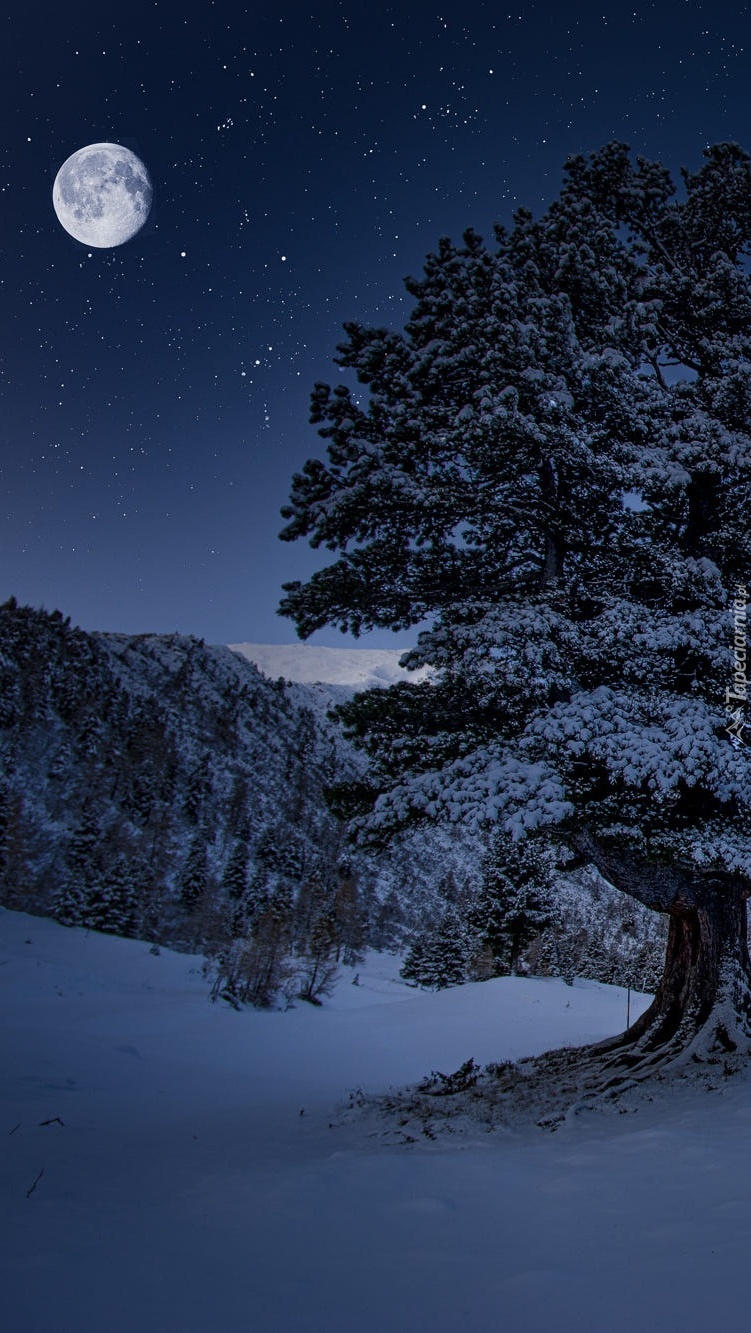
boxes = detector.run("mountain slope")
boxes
[0,603,368,962]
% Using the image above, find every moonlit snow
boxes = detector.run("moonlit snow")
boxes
[5,907,751,1330]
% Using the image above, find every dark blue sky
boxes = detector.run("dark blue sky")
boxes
[2,0,751,647]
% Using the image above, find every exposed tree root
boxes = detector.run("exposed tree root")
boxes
[356,1005,751,1142]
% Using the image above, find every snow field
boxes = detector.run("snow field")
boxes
[3,908,751,1332]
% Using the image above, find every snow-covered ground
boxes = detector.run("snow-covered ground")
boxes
[228,641,431,688]
[3,908,751,1332]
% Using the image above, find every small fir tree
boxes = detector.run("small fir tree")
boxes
[179,833,209,911]
[221,839,251,901]
[468,837,553,977]
[85,854,138,937]
[56,807,103,926]
[400,909,472,990]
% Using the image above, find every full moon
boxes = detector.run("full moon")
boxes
[52,143,152,248]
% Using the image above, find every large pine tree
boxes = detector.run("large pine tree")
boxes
[280,142,751,1078]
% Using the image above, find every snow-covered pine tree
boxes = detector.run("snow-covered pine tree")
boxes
[400,909,472,990]
[280,142,751,1079]
[178,832,210,911]
[85,852,138,937]
[221,839,251,902]
[57,807,103,926]
[467,835,553,976]
[400,933,428,986]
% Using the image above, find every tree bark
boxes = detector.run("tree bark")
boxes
[572,832,751,1066]
[619,888,751,1058]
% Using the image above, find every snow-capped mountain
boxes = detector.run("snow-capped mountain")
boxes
[228,642,432,689]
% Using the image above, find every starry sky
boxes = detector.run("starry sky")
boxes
[3,0,751,648]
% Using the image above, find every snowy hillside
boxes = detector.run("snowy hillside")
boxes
[229,640,432,688]
[0,906,665,1333]
[6,907,751,1332]
[0,604,369,959]
[0,603,498,975]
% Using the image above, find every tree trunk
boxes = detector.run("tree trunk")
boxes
[572,833,751,1069]
[616,888,751,1060]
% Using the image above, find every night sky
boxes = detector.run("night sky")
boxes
[3,0,751,649]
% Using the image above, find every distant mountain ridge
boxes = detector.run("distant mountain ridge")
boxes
[228,642,432,689]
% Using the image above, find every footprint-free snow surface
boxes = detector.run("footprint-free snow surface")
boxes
[2,907,751,1331]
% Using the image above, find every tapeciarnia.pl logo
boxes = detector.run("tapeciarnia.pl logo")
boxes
[725,584,748,748]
